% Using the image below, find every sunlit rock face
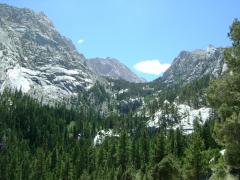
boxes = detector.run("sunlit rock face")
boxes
[157,45,226,85]
[0,4,97,102]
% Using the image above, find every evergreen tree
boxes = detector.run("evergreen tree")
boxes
[151,130,166,165]
[173,128,185,157]
[208,19,240,176]
[140,130,149,172]
[183,129,207,180]
[117,132,129,171]
[151,154,180,180]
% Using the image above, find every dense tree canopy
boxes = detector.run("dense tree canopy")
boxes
[208,18,240,177]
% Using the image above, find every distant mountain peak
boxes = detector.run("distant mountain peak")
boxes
[87,57,146,83]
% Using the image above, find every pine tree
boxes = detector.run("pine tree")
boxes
[33,148,47,180]
[130,139,141,169]
[151,130,165,165]
[208,19,240,176]
[173,128,184,156]
[140,130,149,172]
[107,142,117,169]
[183,129,207,180]
[151,154,180,180]
[117,132,129,171]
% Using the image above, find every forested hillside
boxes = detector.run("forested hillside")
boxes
[0,89,219,179]
[1,18,240,178]
[0,3,239,180]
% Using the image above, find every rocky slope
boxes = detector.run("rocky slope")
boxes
[87,57,146,83]
[0,4,97,102]
[157,45,227,85]
[147,100,212,134]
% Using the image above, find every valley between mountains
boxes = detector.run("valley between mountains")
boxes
[0,3,240,180]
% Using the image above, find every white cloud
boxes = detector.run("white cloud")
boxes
[134,59,170,75]
[77,39,84,44]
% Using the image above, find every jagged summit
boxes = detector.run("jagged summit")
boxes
[207,44,217,52]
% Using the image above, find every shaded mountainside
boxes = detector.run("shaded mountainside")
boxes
[0,4,97,102]
[156,45,227,85]
[87,57,146,83]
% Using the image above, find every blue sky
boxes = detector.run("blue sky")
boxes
[2,0,240,81]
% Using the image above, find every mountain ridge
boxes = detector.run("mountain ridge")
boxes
[0,3,227,107]
[87,57,146,83]
[156,45,227,85]
[0,3,98,103]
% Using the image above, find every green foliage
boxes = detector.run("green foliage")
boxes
[229,19,240,46]
[2,20,239,180]
[151,130,166,165]
[0,87,218,179]
[221,114,240,172]
[145,74,211,114]
[208,19,240,176]
[209,156,228,180]
[183,130,207,179]
[151,154,180,180]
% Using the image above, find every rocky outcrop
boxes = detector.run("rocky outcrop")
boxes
[0,4,96,102]
[157,45,227,85]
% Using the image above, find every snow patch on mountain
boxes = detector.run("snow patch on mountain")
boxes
[175,105,212,134]
[1,66,31,93]
[43,66,80,75]
[118,89,129,94]
[94,129,119,145]
[147,103,212,134]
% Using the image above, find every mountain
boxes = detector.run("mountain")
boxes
[0,4,97,102]
[87,57,146,83]
[138,46,228,134]
[157,45,227,85]
[0,3,238,180]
